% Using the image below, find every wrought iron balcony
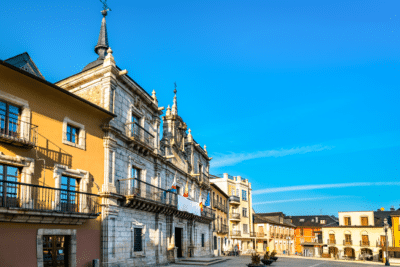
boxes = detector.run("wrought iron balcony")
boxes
[125,122,155,149]
[327,239,336,245]
[343,240,352,245]
[0,180,100,224]
[201,206,215,220]
[229,195,240,204]
[230,212,240,220]
[231,230,241,236]
[0,115,37,148]
[118,178,177,207]
[360,240,370,247]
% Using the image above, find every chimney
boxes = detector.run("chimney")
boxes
[391,206,395,211]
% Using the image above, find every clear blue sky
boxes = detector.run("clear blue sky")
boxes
[1,0,399,216]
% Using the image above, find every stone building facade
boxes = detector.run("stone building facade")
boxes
[55,8,214,266]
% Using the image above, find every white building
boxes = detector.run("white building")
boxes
[56,7,214,266]
[322,210,392,262]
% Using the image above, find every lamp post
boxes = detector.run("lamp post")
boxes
[384,218,390,266]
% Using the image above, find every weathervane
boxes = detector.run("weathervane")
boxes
[174,82,177,94]
[100,0,111,16]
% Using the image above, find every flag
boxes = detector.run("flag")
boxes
[199,190,203,212]
[205,192,210,207]
[183,179,189,198]
[171,171,177,193]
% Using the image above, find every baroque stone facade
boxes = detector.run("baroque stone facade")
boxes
[56,9,214,267]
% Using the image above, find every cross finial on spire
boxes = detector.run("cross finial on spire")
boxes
[174,82,177,95]
[100,0,112,14]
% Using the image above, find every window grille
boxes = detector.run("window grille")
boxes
[201,234,205,247]
[134,228,143,252]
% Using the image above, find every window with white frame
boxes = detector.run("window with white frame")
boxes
[62,117,85,150]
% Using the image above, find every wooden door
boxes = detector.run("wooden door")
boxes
[43,235,68,267]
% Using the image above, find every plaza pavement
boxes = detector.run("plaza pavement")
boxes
[168,255,400,267]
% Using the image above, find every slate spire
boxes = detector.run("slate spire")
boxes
[94,9,110,59]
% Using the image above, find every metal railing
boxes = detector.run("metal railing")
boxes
[343,240,352,245]
[231,230,241,236]
[0,115,37,147]
[250,232,257,237]
[376,240,385,247]
[230,212,240,220]
[360,240,370,247]
[229,195,240,203]
[257,232,265,237]
[125,122,155,148]
[0,180,99,214]
[118,178,177,207]
[202,206,215,220]
[220,224,229,234]
[327,239,336,245]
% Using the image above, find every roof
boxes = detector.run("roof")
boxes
[286,215,338,228]
[254,214,296,228]
[5,52,45,80]
[374,210,392,227]
[210,183,229,199]
[0,56,116,118]
[257,212,286,217]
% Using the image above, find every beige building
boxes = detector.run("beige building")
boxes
[322,210,393,262]
[210,173,253,252]
[211,183,229,256]
[254,212,296,255]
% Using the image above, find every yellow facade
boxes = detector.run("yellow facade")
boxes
[211,183,229,256]
[0,60,114,266]
[391,215,400,247]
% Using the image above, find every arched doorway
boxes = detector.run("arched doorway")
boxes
[344,247,355,258]
[329,247,338,257]
[360,248,373,261]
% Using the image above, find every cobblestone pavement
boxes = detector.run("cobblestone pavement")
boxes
[168,256,392,267]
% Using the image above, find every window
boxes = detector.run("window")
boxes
[60,176,78,212]
[299,218,305,222]
[130,167,141,194]
[66,124,79,144]
[243,224,248,234]
[201,234,205,247]
[242,190,247,201]
[345,234,352,245]
[133,228,143,252]
[242,207,248,217]
[62,117,85,150]
[0,100,20,137]
[300,228,304,236]
[361,216,368,226]
[0,164,20,207]
[214,236,217,249]
[329,234,335,243]
[320,220,326,224]
[344,217,351,226]
[176,186,181,195]
[231,188,235,196]
[361,235,369,246]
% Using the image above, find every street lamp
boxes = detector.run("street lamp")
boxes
[384,218,390,266]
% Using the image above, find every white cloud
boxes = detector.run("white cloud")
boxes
[211,144,332,168]
[253,195,350,205]
[253,182,400,195]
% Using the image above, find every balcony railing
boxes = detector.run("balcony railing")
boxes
[230,212,240,220]
[360,240,370,247]
[327,239,336,245]
[217,224,229,234]
[201,206,215,220]
[377,241,385,247]
[125,122,154,149]
[229,195,240,203]
[343,240,352,245]
[250,232,257,237]
[0,115,37,148]
[231,230,241,236]
[118,178,177,207]
[0,180,99,214]
[257,232,265,237]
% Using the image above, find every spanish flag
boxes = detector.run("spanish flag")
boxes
[171,171,177,193]
[199,190,203,212]
[183,179,189,198]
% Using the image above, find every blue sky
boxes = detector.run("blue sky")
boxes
[1,0,399,216]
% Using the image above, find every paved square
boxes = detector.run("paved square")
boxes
[169,256,390,267]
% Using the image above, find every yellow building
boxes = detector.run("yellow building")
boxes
[0,53,114,267]
[389,210,400,263]
[211,183,229,256]
[254,212,296,255]
[210,173,253,252]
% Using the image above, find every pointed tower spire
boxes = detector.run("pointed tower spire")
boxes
[171,82,178,115]
[95,3,111,59]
